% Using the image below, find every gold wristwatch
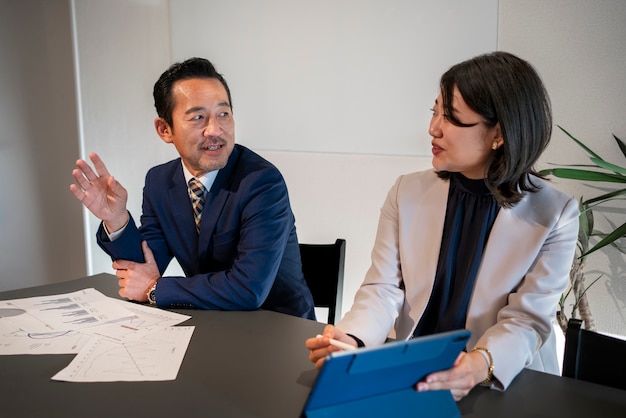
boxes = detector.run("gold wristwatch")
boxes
[147,283,157,305]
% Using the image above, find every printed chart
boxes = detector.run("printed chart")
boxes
[53,326,195,382]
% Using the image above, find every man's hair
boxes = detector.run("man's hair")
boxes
[437,51,552,207]
[153,57,233,128]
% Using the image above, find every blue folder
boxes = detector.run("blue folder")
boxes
[302,329,471,418]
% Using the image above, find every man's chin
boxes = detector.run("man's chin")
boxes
[199,158,228,173]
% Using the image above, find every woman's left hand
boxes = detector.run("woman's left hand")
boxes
[415,350,489,401]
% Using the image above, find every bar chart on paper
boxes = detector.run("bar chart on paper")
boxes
[0,288,134,332]
[39,297,100,325]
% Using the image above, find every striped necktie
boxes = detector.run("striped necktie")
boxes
[188,178,206,232]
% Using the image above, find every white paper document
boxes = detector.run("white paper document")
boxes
[0,289,191,355]
[52,326,195,382]
[80,299,191,343]
[0,288,194,382]
[0,319,94,355]
[0,288,135,333]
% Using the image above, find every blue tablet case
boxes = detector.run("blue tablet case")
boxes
[302,329,471,418]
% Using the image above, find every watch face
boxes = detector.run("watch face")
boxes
[148,284,157,304]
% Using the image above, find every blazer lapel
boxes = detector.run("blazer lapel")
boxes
[196,146,241,260]
[164,162,199,274]
[402,172,450,327]
[168,162,197,235]
[196,182,229,257]
[466,192,547,343]
[473,193,540,291]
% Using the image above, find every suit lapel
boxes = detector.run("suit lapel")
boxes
[196,145,241,260]
[467,192,544,328]
[163,161,201,272]
[169,162,196,235]
[403,172,450,326]
[476,193,537,283]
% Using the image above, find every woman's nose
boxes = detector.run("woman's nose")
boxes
[429,115,442,137]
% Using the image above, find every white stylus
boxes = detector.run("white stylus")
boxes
[316,334,357,351]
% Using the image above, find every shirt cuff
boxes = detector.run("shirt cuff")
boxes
[103,219,129,241]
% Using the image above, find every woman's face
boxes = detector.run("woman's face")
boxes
[429,86,502,179]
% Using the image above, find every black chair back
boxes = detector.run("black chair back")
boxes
[563,318,626,390]
[299,239,346,324]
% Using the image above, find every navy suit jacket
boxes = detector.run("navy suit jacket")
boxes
[97,145,315,319]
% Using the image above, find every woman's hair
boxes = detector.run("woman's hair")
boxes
[437,51,552,207]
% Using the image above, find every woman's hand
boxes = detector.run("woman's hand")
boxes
[305,324,358,369]
[415,350,490,401]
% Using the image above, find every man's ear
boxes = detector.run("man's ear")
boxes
[154,118,173,143]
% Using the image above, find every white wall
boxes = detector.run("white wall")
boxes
[169,0,498,156]
[498,0,626,337]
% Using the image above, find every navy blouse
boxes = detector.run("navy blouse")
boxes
[412,172,500,337]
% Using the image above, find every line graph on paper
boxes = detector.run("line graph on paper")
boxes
[0,322,92,355]
[52,326,195,382]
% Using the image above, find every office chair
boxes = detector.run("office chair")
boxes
[299,239,346,324]
[562,318,626,390]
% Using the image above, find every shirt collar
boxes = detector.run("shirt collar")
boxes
[181,162,219,192]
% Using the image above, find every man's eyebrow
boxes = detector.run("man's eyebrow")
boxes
[184,102,231,115]
[185,106,206,115]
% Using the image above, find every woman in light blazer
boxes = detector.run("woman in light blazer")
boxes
[306,51,579,401]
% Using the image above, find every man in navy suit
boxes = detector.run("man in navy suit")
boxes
[70,57,315,319]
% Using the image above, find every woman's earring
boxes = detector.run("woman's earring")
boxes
[492,141,499,150]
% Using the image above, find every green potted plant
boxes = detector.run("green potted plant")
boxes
[539,126,626,333]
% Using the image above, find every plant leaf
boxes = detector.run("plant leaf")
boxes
[584,188,626,206]
[582,221,626,257]
[614,134,626,159]
[557,125,602,159]
[545,168,626,183]
[589,157,626,175]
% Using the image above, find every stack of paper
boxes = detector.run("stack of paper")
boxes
[0,288,193,382]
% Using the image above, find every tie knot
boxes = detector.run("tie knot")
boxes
[188,178,206,200]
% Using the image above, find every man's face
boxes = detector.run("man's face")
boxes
[156,77,235,177]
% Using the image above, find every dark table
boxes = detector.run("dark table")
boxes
[1,274,625,417]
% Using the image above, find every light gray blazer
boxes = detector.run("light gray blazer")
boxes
[338,169,579,390]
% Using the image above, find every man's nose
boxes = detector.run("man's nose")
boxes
[204,117,222,137]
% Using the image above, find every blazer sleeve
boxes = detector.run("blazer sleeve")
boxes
[96,214,151,265]
[337,175,408,345]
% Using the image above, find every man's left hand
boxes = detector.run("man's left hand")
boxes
[113,241,160,302]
